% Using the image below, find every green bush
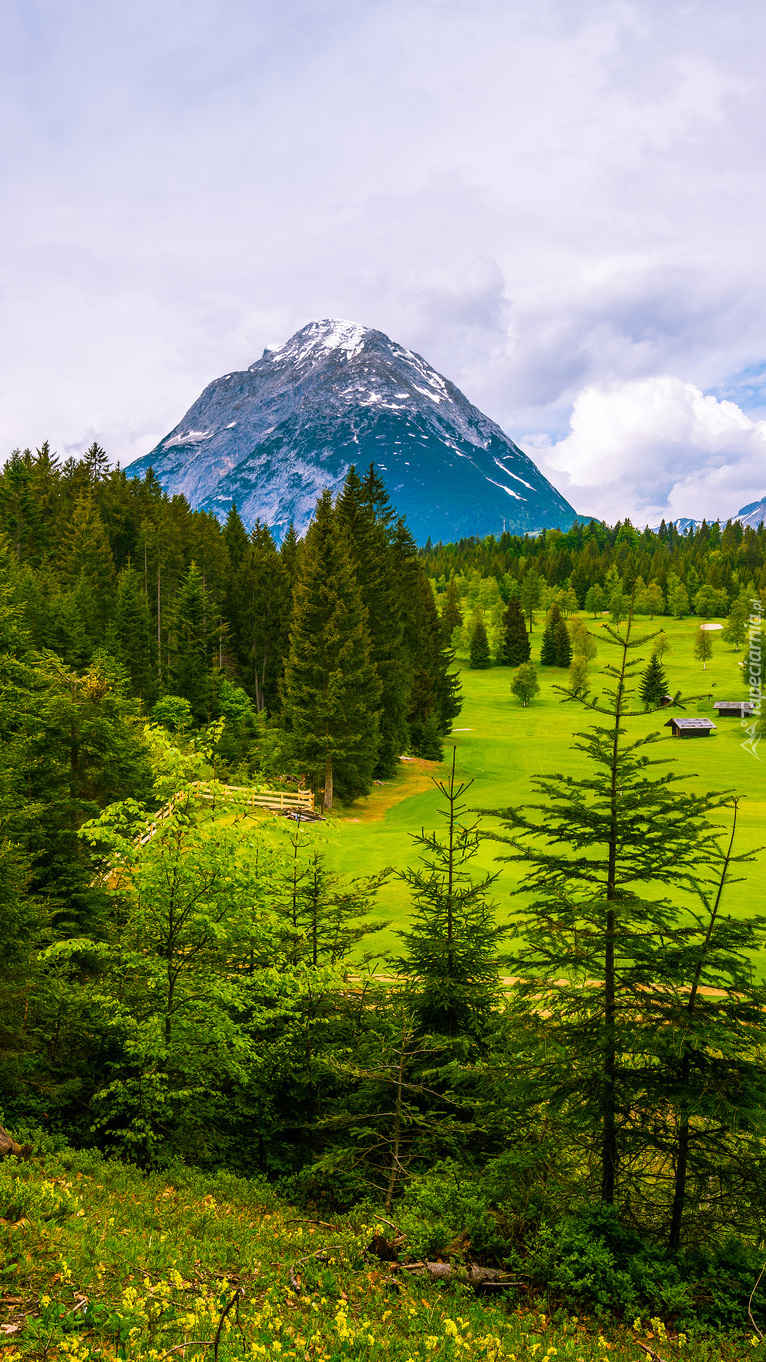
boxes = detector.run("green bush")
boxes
[396,1172,766,1330]
[0,1164,79,1222]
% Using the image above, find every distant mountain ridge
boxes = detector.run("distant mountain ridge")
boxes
[650,498,766,535]
[128,319,577,543]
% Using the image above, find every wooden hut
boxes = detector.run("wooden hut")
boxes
[664,717,717,739]
[714,700,755,718]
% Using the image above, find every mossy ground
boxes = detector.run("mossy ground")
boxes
[0,1146,755,1360]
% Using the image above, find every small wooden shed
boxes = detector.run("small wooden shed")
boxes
[659,694,674,708]
[664,717,717,739]
[714,700,755,718]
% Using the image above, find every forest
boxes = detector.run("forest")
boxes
[2,442,766,1358]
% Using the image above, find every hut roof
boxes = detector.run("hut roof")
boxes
[714,700,754,712]
[664,717,717,730]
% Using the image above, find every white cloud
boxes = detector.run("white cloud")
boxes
[2,0,766,514]
[528,376,766,525]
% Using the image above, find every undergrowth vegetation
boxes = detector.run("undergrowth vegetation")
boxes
[0,1137,761,1361]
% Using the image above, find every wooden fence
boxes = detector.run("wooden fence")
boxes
[135,782,314,848]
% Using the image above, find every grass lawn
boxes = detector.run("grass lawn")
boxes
[322,615,765,958]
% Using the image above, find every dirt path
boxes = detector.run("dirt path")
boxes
[336,756,444,824]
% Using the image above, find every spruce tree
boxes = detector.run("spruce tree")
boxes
[337,465,408,778]
[498,598,530,666]
[223,502,249,570]
[398,750,504,1041]
[540,602,564,665]
[168,562,218,723]
[397,522,462,748]
[553,615,572,667]
[469,618,491,669]
[659,800,766,1249]
[25,441,62,567]
[279,522,301,585]
[480,616,731,1211]
[281,490,381,809]
[113,562,155,705]
[234,521,290,714]
[82,441,110,484]
[639,653,669,708]
[0,449,36,563]
[275,826,384,967]
[138,510,186,692]
[417,713,444,761]
[59,496,116,633]
[47,585,92,668]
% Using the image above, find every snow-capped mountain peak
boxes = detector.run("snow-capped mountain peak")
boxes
[257,318,368,369]
[128,320,577,543]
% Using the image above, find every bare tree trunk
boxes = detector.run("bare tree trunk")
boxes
[323,754,333,811]
[385,1028,406,1212]
[157,558,162,686]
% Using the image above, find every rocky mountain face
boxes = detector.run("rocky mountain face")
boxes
[735,497,766,530]
[128,319,577,543]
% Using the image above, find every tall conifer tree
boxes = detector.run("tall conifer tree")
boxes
[235,522,291,714]
[398,522,461,748]
[480,617,736,1216]
[223,502,248,570]
[469,618,491,669]
[168,562,218,723]
[60,496,116,633]
[553,614,572,667]
[113,563,155,705]
[281,491,381,809]
[639,653,669,707]
[498,598,530,666]
[338,465,408,777]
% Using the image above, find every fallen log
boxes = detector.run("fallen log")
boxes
[397,1261,520,1292]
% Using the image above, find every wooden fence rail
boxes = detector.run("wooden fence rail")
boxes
[135,782,314,848]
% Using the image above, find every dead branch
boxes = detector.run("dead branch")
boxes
[372,1214,403,1237]
[160,1345,214,1358]
[212,1286,244,1362]
[749,1262,766,1341]
[634,1342,670,1362]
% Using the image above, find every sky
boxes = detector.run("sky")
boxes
[2,0,766,527]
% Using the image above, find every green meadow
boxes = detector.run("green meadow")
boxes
[323,615,764,957]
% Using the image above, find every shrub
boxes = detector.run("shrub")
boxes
[0,1164,79,1222]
